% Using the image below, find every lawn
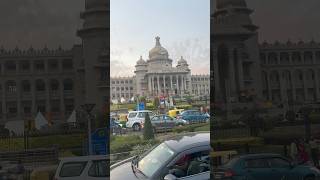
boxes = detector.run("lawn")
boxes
[0,133,85,152]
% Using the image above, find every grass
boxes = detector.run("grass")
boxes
[0,133,85,152]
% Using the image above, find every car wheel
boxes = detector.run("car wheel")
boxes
[133,124,141,131]
[304,176,315,180]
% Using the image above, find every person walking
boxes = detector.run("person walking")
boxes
[310,137,319,167]
[290,139,299,162]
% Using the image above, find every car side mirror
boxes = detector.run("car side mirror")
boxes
[164,174,177,180]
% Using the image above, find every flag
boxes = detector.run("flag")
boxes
[35,111,48,130]
[67,110,77,123]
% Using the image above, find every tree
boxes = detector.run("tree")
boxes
[143,113,154,140]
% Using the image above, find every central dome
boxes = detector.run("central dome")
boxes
[149,36,169,60]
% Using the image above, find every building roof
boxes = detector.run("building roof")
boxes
[148,36,169,60]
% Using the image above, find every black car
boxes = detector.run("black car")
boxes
[110,133,210,180]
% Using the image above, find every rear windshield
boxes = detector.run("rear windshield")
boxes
[59,161,87,177]
[128,113,137,118]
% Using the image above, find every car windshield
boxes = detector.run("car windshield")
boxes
[137,143,175,177]
[128,113,137,118]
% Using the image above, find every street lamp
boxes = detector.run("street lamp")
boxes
[80,103,95,155]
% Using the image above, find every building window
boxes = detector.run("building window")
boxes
[21,61,30,71]
[116,87,119,91]
[22,81,31,92]
[50,80,59,91]
[121,87,124,91]
[100,68,107,81]
[112,81,115,84]
[62,59,73,70]
[8,107,17,114]
[48,60,58,71]
[37,105,46,113]
[36,80,46,91]
[6,81,17,93]
[121,81,124,84]
[63,79,73,91]
[34,60,45,71]
[5,61,16,71]
[130,87,133,90]
[116,81,119,84]
[24,107,31,114]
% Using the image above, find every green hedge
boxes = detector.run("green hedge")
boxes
[110,135,159,154]
[172,123,209,133]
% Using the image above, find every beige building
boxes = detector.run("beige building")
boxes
[0,0,108,126]
[110,37,210,102]
[213,0,320,111]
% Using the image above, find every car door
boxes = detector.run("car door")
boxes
[164,115,175,130]
[151,116,161,132]
[244,158,272,180]
[268,157,299,180]
[87,160,109,179]
[177,171,210,180]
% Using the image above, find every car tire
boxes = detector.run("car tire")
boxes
[133,124,141,131]
[304,176,315,180]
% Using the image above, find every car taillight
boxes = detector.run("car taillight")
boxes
[224,169,236,177]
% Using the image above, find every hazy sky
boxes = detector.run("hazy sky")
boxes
[0,0,320,70]
[110,0,210,77]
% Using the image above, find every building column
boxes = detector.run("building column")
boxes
[59,79,65,121]
[17,80,22,120]
[151,76,154,96]
[266,71,272,101]
[46,81,50,114]
[2,82,6,122]
[31,79,36,116]
[291,70,297,102]
[170,75,173,92]
[315,69,320,101]
[148,76,152,96]
[184,75,187,91]
[302,69,308,101]
[163,75,166,94]
[176,75,179,95]
[157,75,160,95]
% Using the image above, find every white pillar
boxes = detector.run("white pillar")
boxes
[163,75,166,94]
[176,75,179,94]
[170,75,173,92]
[157,75,160,95]
[148,76,152,96]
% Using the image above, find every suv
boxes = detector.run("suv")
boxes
[126,110,155,131]
[54,155,108,180]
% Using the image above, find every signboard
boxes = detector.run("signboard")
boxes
[91,128,107,155]
[137,102,145,111]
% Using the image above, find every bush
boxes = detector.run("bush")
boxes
[172,123,209,133]
[110,135,159,154]
[143,113,154,140]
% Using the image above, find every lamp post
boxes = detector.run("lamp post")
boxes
[81,103,95,155]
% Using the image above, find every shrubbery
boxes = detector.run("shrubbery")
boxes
[110,135,158,153]
[143,113,154,140]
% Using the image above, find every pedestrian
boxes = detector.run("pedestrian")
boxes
[290,139,298,162]
[310,137,319,167]
[297,139,309,164]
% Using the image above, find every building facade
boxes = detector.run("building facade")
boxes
[213,0,320,111]
[0,0,108,126]
[110,37,210,101]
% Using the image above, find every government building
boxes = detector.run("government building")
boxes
[213,0,320,112]
[110,37,210,102]
[0,0,108,128]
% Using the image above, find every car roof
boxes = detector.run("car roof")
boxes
[129,110,152,113]
[238,153,284,160]
[59,155,108,162]
[164,132,209,152]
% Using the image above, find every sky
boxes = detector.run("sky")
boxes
[0,0,319,70]
[110,0,210,77]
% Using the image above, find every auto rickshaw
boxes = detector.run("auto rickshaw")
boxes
[168,108,184,118]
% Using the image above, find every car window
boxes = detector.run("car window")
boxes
[245,159,269,168]
[59,161,87,177]
[152,116,160,121]
[148,112,154,117]
[269,158,290,168]
[138,112,145,118]
[164,116,172,120]
[169,151,210,178]
[138,143,175,178]
[128,113,137,118]
[88,160,108,177]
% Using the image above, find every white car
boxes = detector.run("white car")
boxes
[54,155,108,180]
[126,110,155,131]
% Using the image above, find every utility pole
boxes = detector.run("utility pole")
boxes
[81,104,95,155]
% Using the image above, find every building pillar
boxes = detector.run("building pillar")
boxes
[46,81,50,114]
[228,48,237,98]
[170,75,173,92]
[302,69,308,101]
[157,75,160,95]
[59,79,65,121]
[17,80,22,120]
[315,69,320,101]
[163,75,166,95]
[2,82,6,122]
[291,70,297,102]
[266,71,272,101]
[176,75,179,95]
[148,76,152,96]
[151,75,154,96]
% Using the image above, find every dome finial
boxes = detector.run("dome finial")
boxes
[155,36,161,46]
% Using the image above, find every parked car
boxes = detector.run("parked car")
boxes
[213,153,320,180]
[111,132,210,180]
[54,155,108,180]
[126,110,155,131]
[177,110,209,124]
[150,115,187,133]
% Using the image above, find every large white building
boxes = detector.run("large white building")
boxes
[111,37,210,101]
